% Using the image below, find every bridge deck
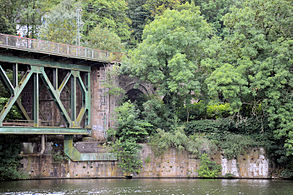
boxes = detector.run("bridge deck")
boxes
[0,127,90,135]
[0,33,122,63]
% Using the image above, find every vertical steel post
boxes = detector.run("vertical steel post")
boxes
[33,73,39,127]
[71,74,76,124]
[13,63,18,87]
[87,72,91,127]
[53,68,58,90]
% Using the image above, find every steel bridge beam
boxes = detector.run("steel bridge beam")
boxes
[0,54,91,134]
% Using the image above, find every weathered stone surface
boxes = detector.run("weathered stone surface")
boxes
[74,142,108,153]
[20,144,270,179]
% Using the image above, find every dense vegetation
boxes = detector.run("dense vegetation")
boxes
[0,0,292,177]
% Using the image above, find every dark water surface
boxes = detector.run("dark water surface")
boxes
[0,179,293,195]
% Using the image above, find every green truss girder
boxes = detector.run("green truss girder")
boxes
[0,55,91,134]
[0,69,33,125]
[0,65,31,121]
[0,54,91,72]
[0,127,90,135]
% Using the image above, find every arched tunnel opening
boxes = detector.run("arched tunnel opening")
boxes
[125,89,148,115]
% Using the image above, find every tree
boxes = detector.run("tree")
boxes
[124,3,216,118]
[82,0,131,42]
[38,0,80,44]
[127,0,150,46]
[144,0,188,19]
[84,25,124,51]
[192,0,239,35]
[107,102,151,175]
[206,0,293,155]
[0,0,22,34]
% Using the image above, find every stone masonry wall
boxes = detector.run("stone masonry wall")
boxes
[21,144,270,179]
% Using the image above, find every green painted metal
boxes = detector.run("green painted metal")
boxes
[40,68,72,127]
[86,72,91,127]
[71,72,77,122]
[16,99,31,121]
[0,64,31,121]
[0,65,14,94]
[13,63,18,87]
[0,54,91,72]
[0,49,92,134]
[0,69,33,125]
[52,68,58,90]
[0,127,90,135]
[64,135,117,161]
[33,73,39,127]
[58,72,71,94]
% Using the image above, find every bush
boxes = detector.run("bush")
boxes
[184,118,234,135]
[198,153,221,178]
[108,101,151,143]
[108,102,151,175]
[150,127,188,156]
[0,136,27,180]
[217,133,259,159]
[207,103,231,119]
[112,138,143,175]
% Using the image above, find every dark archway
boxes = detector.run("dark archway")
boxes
[125,89,148,115]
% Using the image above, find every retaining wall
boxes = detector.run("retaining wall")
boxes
[20,144,270,179]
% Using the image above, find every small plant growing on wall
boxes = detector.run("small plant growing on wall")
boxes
[197,153,221,178]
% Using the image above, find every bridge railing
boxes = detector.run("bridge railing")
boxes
[0,33,122,62]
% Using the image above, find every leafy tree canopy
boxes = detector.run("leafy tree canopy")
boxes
[84,25,124,51]
[124,3,217,111]
[206,0,293,155]
[38,0,80,44]
[82,0,131,42]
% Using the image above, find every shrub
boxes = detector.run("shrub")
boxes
[112,138,143,175]
[198,153,221,178]
[0,136,27,180]
[207,103,231,119]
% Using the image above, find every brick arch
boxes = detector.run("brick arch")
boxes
[124,82,152,96]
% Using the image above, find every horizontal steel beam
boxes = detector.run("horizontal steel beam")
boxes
[0,127,91,135]
[0,54,91,72]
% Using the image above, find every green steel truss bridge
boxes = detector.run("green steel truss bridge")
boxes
[0,33,121,134]
[0,33,120,161]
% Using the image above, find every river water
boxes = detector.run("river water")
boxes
[0,179,293,195]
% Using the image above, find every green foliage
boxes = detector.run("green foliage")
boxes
[142,97,177,132]
[84,25,124,52]
[150,127,217,157]
[108,102,150,143]
[207,103,231,119]
[112,138,143,175]
[197,153,221,178]
[206,0,293,155]
[192,0,238,35]
[185,118,261,159]
[38,0,80,44]
[150,127,188,156]
[143,0,184,19]
[82,0,131,42]
[179,101,232,121]
[127,0,150,46]
[108,102,151,175]
[185,134,218,158]
[184,118,233,135]
[218,133,259,159]
[102,65,125,96]
[124,3,216,114]
[0,136,26,180]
